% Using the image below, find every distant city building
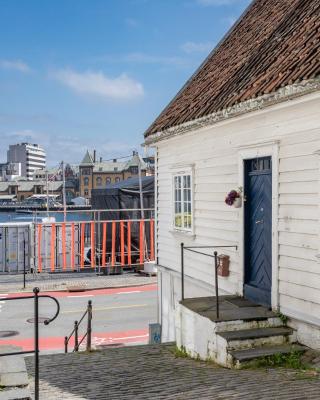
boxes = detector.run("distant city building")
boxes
[0,180,75,203]
[79,150,147,201]
[0,162,21,181]
[143,156,155,176]
[7,143,46,180]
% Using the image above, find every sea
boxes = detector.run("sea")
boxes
[0,210,93,224]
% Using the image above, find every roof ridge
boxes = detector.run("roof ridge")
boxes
[144,0,320,138]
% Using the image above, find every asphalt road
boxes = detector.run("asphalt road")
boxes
[0,284,157,353]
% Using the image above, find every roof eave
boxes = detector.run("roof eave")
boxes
[144,77,320,146]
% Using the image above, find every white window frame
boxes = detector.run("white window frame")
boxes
[171,166,194,234]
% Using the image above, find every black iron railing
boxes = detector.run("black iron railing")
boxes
[0,288,60,400]
[180,243,238,319]
[64,300,92,353]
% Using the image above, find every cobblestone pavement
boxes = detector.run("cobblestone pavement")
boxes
[26,344,320,400]
[0,272,157,293]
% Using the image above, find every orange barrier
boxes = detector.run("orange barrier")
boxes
[80,223,85,269]
[127,221,131,266]
[35,218,155,272]
[37,224,42,272]
[102,222,107,267]
[120,221,125,266]
[71,223,75,271]
[139,220,144,265]
[51,224,56,272]
[111,221,116,266]
[91,222,95,268]
[150,219,155,261]
[62,223,67,270]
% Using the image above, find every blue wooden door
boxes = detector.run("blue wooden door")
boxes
[244,157,272,307]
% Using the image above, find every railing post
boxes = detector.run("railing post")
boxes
[33,287,40,400]
[64,336,68,353]
[74,321,79,352]
[23,236,26,289]
[181,243,184,301]
[86,300,92,352]
[214,251,219,320]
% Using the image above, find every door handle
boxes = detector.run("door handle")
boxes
[256,220,264,224]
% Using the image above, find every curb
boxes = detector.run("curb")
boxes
[0,280,157,294]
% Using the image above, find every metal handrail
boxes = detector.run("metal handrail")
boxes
[180,243,238,320]
[64,300,92,353]
[0,288,60,400]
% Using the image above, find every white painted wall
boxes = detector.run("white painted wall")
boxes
[153,92,320,346]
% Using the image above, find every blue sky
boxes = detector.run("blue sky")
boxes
[0,0,251,166]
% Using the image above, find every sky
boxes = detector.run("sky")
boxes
[0,0,251,166]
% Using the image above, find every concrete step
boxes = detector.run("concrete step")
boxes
[214,316,285,333]
[0,345,31,399]
[0,387,32,400]
[217,326,293,341]
[230,344,306,367]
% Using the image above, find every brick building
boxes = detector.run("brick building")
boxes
[79,151,147,201]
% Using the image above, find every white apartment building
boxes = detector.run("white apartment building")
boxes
[7,143,46,180]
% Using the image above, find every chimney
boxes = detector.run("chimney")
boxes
[100,157,102,163]
[93,150,96,163]
[113,159,117,163]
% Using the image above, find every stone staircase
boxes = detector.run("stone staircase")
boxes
[176,296,307,368]
[216,324,305,368]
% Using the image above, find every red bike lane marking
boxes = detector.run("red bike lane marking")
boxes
[0,328,149,351]
[3,284,157,299]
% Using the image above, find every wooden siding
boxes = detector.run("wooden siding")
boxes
[155,93,320,325]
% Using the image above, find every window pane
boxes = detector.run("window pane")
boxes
[183,175,191,189]
[174,177,178,190]
[174,174,192,230]
[175,202,181,214]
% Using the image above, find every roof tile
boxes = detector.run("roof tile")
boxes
[145,0,320,137]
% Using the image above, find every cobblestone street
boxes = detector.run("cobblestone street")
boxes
[26,344,320,400]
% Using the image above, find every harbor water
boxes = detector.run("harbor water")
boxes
[0,210,92,223]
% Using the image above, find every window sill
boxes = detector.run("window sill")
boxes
[169,229,196,239]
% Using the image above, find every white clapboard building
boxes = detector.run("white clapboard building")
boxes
[144,0,320,361]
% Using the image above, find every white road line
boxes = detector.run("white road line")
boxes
[67,295,94,298]
[116,291,142,295]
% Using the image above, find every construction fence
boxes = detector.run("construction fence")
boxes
[0,210,155,273]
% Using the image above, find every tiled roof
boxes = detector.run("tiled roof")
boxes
[80,150,94,166]
[93,161,127,173]
[0,181,63,192]
[145,0,320,138]
[124,154,147,170]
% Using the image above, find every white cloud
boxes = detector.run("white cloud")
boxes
[181,41,214,54]
[1,129,83,165]
[197,0,240,6]
[3,129,48,143]
[51,69,144,101]
[0,60,31,73]
[0,128,143,166]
